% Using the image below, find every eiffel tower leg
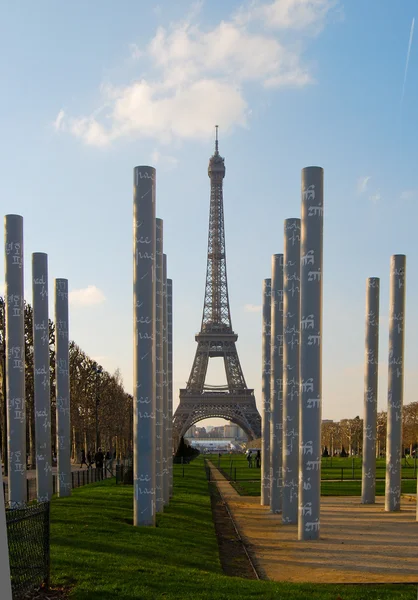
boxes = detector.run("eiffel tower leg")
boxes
[261,279,271,506]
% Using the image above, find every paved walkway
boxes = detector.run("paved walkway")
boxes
[208,462,418,583]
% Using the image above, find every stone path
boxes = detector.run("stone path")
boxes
[208,462,418,583]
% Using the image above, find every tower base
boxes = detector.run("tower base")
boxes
[173,390,261,451]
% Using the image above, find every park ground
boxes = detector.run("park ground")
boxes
[210,453,418,496]
[47,457,417,599]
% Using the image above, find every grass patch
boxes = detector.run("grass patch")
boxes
[232,479,417,497]
[210,454,418,494]
[49,458,416,599]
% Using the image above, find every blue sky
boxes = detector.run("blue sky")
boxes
[1,0,417,424]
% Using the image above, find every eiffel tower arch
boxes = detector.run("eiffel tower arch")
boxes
[173,128,261,449]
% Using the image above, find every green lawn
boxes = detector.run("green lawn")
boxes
[209,454,418,485]
[233,478,417,496]
[49,458,417,599]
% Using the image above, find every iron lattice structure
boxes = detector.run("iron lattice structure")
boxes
[173,129,261,448]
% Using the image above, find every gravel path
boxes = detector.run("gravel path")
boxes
[208,462,418,583]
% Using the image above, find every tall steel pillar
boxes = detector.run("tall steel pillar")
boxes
[167,278,173,497]
[155,218,164,512]
[133,165,156,526]
[385,255,406,512]
[55,279,71,497]
[32,252,52,502]
[282,218,301,524]
[298,166,324,541]
[270,255,283,514]
[361,277,380,504]
[261,278,271,506]
[5,214,26,507]
[162,253,169,505]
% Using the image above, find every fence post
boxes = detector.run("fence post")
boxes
[26,479,29,502]
[234,467,237,481]
[341,468,343,482]
[45,502,51,590]
[415,456,417,479]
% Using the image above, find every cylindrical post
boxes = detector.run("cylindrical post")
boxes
[167,279,173,497]
[361,278,380,504]
[385,255,406,512]
[261,278,271,506]
[5,214,26,507]
[162,254,169,505]
[133,165,156,526]
[282,218,301,524]
[155,218,164,512]
[270,255,283,514]
[298,166,324,541]
[32,253,52,502]
[55,279,71,497]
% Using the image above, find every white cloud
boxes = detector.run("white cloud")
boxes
[244,303,262,312]
[151,149,179,169]
[69,285,106,307]
[129,43,143,60]
[53,109,65,131]
[399,189,418,201]
[236,0,338,33]
[357,175,371,194]
[369,191,381,204]
[54,0,339,147]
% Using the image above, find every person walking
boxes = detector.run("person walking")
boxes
[255,449,261,469]
[95,447,104,481]
[246,450,253,468]
[87,450,93,469]
[80,448,87,469]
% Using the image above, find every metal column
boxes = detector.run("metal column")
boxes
[55,279,71,497]
[298,167,324,541]
[261,278,271,506]
[162,253,169,505]
[282,218,301,524]
[385,255,406,512]
[5,214,26,507]
[155,218,164,512]
[361,277,380,504]
[32,252,52,502]
[270,255,283,514]
[167,278,173,498]
[133,165,156,526]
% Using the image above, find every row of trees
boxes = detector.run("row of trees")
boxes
[0,297,133,474]
[322,402,418,457]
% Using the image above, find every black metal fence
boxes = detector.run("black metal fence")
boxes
[115,459,133,484]
[3,463,115,503]
[6,501,50,600]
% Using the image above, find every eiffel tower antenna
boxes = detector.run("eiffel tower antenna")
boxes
[172,129,261,449]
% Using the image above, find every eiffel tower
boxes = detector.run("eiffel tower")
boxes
[172,128,261,448]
